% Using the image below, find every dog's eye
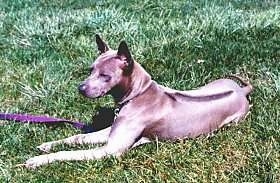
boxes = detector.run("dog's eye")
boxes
[100,74,111,82]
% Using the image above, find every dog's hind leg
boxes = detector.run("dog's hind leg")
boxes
[37,127,111,152]
[131,137,151,148]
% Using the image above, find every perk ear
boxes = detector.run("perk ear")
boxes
[95,34,109,54]
[117,41,134,74]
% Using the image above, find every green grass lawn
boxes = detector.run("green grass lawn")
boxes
[0,0,279,182]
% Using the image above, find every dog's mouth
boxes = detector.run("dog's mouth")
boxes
[98,91,107,97]
[80,90,108,99]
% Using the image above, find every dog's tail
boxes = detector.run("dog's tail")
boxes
[229,75,253,96]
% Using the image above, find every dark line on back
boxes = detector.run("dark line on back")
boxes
[170,90,234,102]
[164,92,177,101]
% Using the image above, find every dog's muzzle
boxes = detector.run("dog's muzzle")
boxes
[78,83,107,98]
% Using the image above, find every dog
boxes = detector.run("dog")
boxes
[24,35,252,168]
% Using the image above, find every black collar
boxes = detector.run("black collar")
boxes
[114,81,153,118]
[114,99,131,118]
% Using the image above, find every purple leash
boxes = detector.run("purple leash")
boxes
[0,113,95,133]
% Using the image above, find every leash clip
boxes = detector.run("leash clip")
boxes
[114,108,120,121]
[114,99,131,121]
[114,108,120,116]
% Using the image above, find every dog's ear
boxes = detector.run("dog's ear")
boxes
[117,41,134,74]
[95,34,109,54]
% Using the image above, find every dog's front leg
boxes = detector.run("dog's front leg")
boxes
[37,127,111,152]
[25,147,108,169]
[25,121,144,168]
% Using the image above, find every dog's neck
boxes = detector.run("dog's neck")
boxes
[110,62,152,105]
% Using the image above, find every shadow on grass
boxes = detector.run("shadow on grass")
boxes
[87,106,114,132]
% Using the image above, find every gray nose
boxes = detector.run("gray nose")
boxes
[78,84,87,94]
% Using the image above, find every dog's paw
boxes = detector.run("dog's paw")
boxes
[37,142,53,152]
[25,155,50,169]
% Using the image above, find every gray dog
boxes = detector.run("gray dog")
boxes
[25,35,252,168]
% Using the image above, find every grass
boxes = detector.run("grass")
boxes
[0,0,279,182]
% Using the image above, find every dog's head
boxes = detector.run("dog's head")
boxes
[79,35,134,98]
